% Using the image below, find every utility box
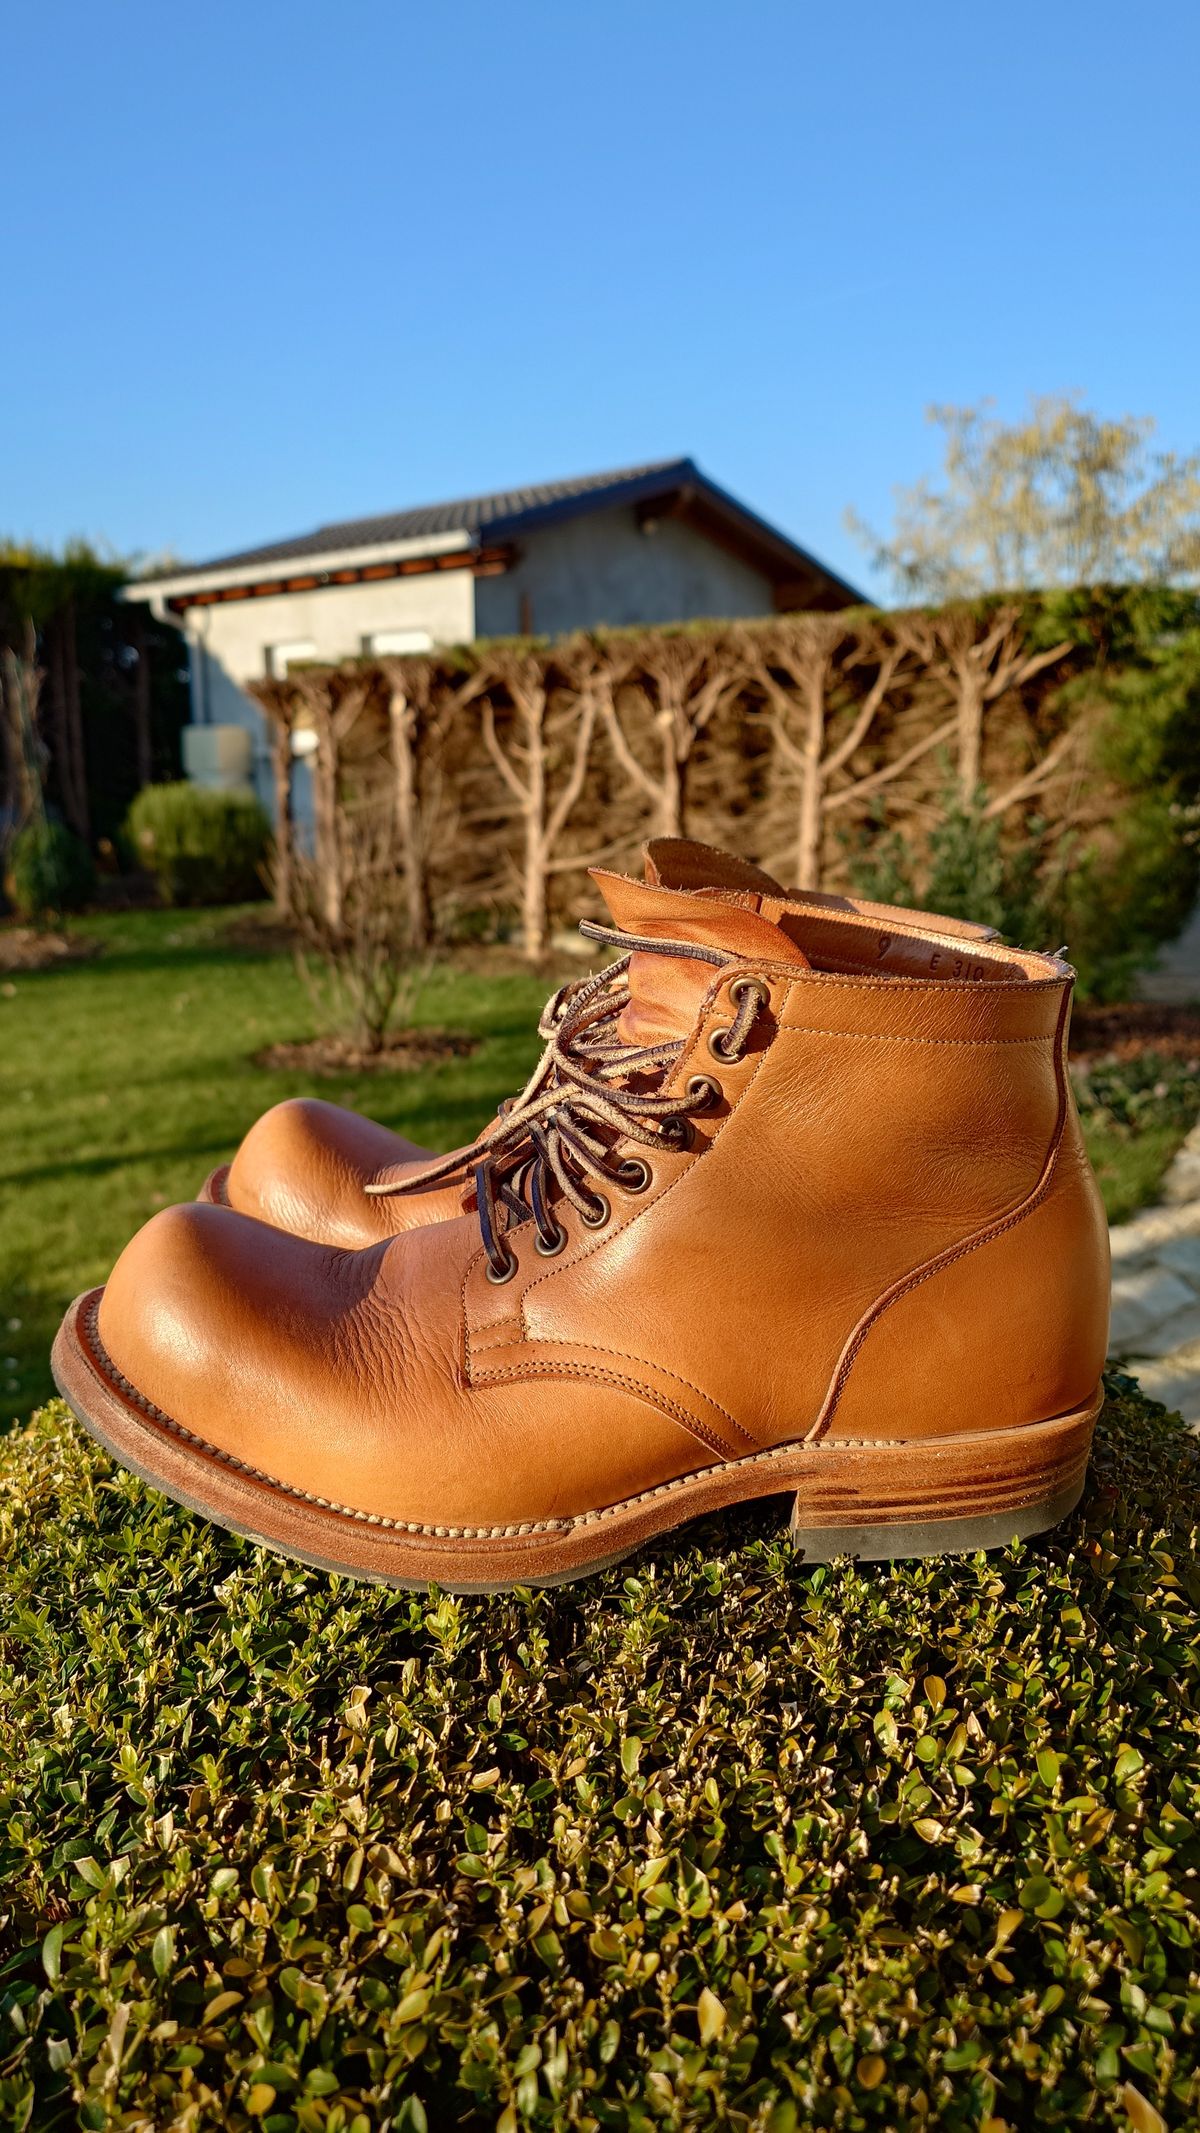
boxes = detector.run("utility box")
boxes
[181,723,253,791]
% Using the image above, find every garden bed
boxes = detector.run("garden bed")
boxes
[254,1031,480,1078]
[1,1376,1198,2129]
[0,925,102,975]
[1072,1004,1200,1067]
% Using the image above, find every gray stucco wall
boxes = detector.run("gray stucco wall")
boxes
[473,505,775,638]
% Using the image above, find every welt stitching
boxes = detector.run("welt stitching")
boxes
[77,1295,868,1537]
[74,1298,1074,1543]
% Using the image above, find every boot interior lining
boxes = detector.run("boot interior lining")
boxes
[778,908,1044,985]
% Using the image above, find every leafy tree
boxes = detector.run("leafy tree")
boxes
[849,396,1200,597]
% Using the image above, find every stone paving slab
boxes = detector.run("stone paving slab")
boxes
[1109,1116,1200,1425]
[1108,1196,1200,1264]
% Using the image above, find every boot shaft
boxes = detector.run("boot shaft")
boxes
[465,873,1109,1448]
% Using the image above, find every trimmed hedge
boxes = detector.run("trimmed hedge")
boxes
[125,783,271,907]
[1,1378,1198,2130]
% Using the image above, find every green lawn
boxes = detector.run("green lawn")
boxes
[1077,1114,1194,1229]
[0,909,551,1426]
[1,906,1187,1427]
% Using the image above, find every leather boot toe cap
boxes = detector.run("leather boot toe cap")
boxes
[225,1097,451,1247]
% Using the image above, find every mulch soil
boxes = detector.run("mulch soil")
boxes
[254,1029,480,1076]
[1070,1001,1200,1066]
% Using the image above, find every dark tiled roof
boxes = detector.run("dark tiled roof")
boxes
[138,458,865,607]
[191,460,695,574]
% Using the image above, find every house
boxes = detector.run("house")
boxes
[122,458,862,815]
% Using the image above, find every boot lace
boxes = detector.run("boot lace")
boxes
[364,921,771,1281]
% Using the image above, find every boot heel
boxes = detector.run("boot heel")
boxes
[788,1394,1101,1565]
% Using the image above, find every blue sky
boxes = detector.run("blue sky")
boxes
[4,0,1198,600]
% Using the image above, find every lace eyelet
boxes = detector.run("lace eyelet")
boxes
[534,1222,568,1257]
[730,974,771,1013]
[708,975,771,1061]
[617,1156,652,1194]
[687,1072,723,1109]
[486,1250,517,1284]
[658,1115,693,1152]
[581,1191,611,1229]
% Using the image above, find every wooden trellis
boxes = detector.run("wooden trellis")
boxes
[252,603,1096,960]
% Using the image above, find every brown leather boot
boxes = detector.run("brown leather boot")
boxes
[55,867,1108,1589]
[200,838,1001,1249]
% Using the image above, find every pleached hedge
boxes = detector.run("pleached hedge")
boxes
[251,587,1200,992]
[2,1374,1199,2129]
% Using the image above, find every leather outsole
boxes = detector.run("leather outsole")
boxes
[51,1290,1102,1594]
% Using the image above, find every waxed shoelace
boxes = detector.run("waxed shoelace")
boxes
[364,924,770,1279]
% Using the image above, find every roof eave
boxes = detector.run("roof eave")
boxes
[120,527,474,605]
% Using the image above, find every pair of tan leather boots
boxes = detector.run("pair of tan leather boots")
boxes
[53,837,1110,1592]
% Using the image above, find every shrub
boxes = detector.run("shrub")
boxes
[284,800,427,1054]
[5,817,95,920]
[125,782,271,907]
[845,783,1055,951]
[2,1377,1199,2128]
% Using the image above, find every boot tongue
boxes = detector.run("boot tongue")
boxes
[643,837,791,899]
[590,868,810,1044]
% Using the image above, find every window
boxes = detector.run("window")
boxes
[265,640,316,677]
[361,628,434,656]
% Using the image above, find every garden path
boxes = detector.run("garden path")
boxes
[1109,1113,1200,1425]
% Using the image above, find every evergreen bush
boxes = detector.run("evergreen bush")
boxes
[2,1379,1198,2129]
[126,783,271,907]
[5,818,96,921]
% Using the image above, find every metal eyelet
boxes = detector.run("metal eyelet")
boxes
[708,974,771,1059]
[534,1222,568,1257]
[658,1115,692,1151]
[617,1157,652,1194]
[730,974,771,1013]
[686,1073,722,1110]
[581,1192,611,1229]
[486,1250,517,1284]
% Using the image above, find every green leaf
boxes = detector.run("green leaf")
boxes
[151,1925,175,1978]
[1019,1874,1054,1911]
[697,1987,726,2044]
[873,1710,899,1753]
[41,1923,66,1983]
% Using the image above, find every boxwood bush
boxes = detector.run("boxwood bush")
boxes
[125,783,270,907]
[1,1377,1198,2130]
